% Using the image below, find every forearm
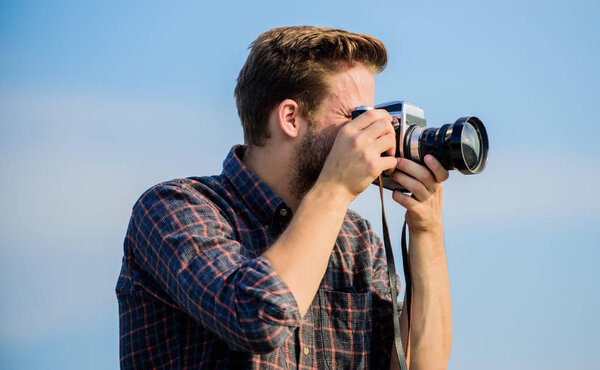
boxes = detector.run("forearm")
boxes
[262,181,353,317]
[400,224,452,369]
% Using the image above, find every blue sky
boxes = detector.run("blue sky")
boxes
[1,1,599,369]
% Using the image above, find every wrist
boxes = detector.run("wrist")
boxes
[407,220,444,235]
[405,208,444,234]
[307,179,355,209]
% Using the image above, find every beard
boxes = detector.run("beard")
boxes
[288,123,336,201]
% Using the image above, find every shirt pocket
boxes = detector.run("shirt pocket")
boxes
[315,288,372,369]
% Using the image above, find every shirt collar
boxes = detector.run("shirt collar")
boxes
[222,145,290,227]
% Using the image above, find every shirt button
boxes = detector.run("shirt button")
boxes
[303,347,310,355]
[279,208,288,217]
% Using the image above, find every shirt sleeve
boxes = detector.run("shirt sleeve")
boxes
[127,180,302,353]
[366,219,403,368]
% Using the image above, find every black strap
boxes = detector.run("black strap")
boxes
[378,178,411,369]
[401,221,412,333]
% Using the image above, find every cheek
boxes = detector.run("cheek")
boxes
[314,110,350,142]
[323,120,347,141]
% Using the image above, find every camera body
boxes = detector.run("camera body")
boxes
[352,101,426,191]
[352,101,489,192]
[352,100,426,157]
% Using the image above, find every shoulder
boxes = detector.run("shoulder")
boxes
[136,174,227,204]
[131,175,233,225]
[125,175,242,253]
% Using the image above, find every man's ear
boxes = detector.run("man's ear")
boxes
[277,99,304,139]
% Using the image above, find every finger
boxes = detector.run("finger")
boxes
[392,189,419,210]
[424,155,450,182]
[367,119,396,157]
[373,130,395,157]
[362,117,395,140]
[351,115,395,159]
[395,157,437,192]
[376,156,398,176]
[390,169,431,201]
[373,133,397,175]
[346,117,395,157]
[347,109,392,132]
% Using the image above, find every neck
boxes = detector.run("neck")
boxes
[242,143,301,211]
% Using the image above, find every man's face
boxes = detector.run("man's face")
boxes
[289,64,376,199]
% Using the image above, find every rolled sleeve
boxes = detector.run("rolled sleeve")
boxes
[128,181,301,353]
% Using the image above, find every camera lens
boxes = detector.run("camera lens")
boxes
[404,116,488,174]
[461,122,480,171]
[445,117,488,174]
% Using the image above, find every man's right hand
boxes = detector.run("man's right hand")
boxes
[316,108,398,201]
[263,108,399,317]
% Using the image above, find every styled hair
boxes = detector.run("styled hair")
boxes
[235,26,387,146]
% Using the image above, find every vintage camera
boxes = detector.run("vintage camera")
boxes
[352,101,489,191]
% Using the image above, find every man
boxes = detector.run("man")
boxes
[117,26,451,369]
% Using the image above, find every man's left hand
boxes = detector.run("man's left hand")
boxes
[389,154,449,233]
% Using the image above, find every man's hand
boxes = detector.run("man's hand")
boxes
[316,109,398,201]
[389,155,449,232]
[263,108,399,317]
[388,154,453,369]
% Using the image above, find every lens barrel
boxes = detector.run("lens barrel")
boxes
[404,116,488,174]
[352,105,489,176]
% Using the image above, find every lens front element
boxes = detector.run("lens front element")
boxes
[410,116,488,174]
[461,122,481,172]
[446,117,488,174]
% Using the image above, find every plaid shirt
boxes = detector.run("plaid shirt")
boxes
[117,145,399,369]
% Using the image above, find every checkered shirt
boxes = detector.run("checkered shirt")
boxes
[116,145,399,369]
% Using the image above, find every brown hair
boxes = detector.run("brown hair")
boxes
[235,26,387,146]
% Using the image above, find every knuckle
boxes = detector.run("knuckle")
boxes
[390,170,404,183]
[364,110,378,120]
[386,134,396,148]
[375,108,390,118]
[388,121,396,134]
[415,183,427,197]
[366,160,379,175]
[340,124,353,136]
[349,135,361,149]
[381,118,394,131]
[384,111,393,123]
[361,149,370,162]
[397,157,411,171]
[396,157,405,169]
[337,126,349,139]
[423,171,435,184]
[403,181,417,195]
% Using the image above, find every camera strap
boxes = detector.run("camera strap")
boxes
[378,175,412,369]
